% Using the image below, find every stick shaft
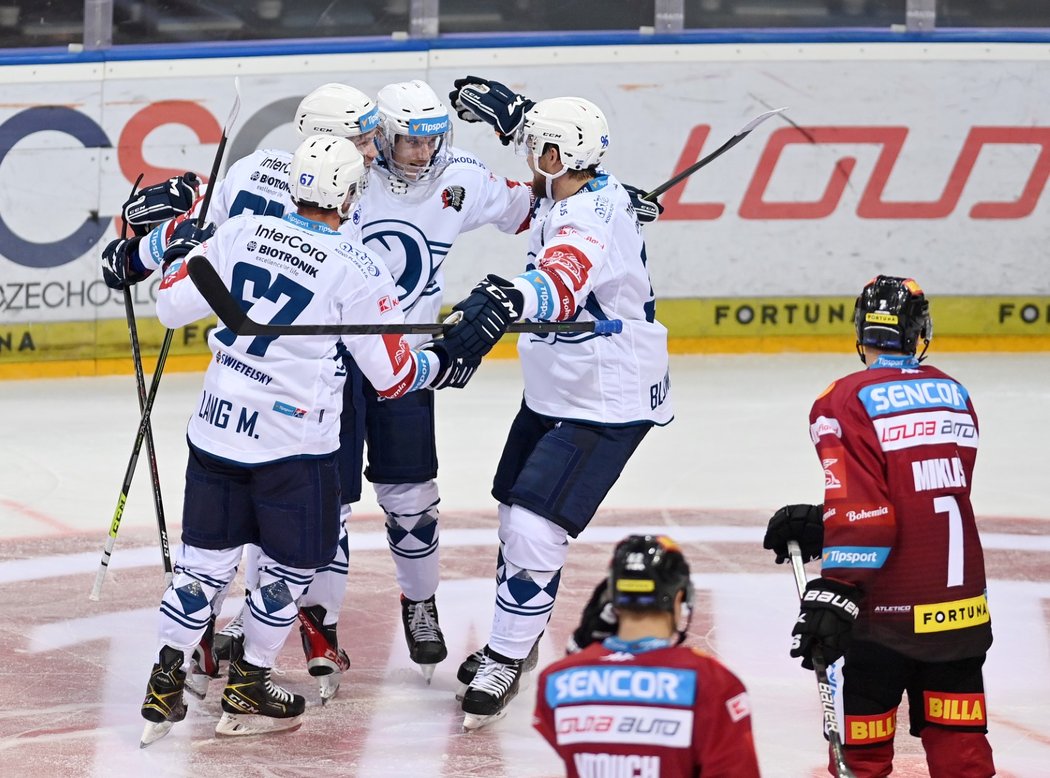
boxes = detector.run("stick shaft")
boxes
[787,541,855,778]
[643,107,786,201]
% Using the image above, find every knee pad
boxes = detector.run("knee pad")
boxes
[375,480,439,527]
[498,504,569,572]
[921,727,994,778]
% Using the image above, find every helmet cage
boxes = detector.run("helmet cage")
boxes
[853,275,933,362]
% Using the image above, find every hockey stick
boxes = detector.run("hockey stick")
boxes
[187,254,623,337]
[90,81,242,601]
[119,174,173,587]
[642,107,786,201]
[788,540,856,778]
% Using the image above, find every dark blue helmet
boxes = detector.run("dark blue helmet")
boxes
[854,275,932,362]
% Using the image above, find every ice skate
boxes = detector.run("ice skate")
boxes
[185,616,220,701]
[298,605,350,704]
[461,646,524,731]
[400,594,447,684]
[456,634,540,701]
[215,657,305,737]
[213,606,245,663]
[139,646,188,748]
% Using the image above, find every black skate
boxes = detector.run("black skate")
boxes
[400,594,447,684]
[140,646,188,748]
[456,634,541,701]
[185,615,220,701]
[216,657,305,737]
[461,646,524,731]
[298,605,350,704]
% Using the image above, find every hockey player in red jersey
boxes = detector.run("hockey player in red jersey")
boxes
[534,535,760,778]
[763,275,994,777]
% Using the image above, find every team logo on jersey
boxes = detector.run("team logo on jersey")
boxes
[822,448,847,494]
[246,241,257,252]
[250,171,260,181]
[441,185,465,212]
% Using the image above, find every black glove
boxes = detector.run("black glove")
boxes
[791,578,860,670]
[764,504,824,564]
[449,76,535,145]
[443,275,524,361]
[623,184,664,225]
[123,172,200,237]
[162,219,216,266]
[427,340,481,390]
[566,579,619,654]
[101,237,150,290]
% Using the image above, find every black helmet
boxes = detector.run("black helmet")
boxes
[609,534,693,614]
[853,275,932,363]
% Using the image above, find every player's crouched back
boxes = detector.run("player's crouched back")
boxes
[534,535,760,778]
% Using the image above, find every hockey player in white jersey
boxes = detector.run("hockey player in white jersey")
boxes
[335,79,534,683]
[136,134,475,747]
[102,82,380,701]
[443,82,673,728]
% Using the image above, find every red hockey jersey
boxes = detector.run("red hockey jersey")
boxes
[533,637,760,778]
[811,353,992,660]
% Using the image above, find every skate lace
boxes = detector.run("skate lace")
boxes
[217,612,244,639]
[264,675,294,704]
[408,601,442,643]
[470,655,519,697]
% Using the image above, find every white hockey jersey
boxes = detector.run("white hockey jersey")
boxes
[360,147,532,344]
[135,148,363,271]
[155,212,438,465]
[510,173,673,426]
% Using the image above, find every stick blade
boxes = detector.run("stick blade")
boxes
[739,106,788,135]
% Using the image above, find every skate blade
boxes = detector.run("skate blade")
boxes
[184,672,210,701]
[462,708,507,731]
[140,720,174,748]
[318,673,342,704]
[418,663,437,685]
[215,711,303,737]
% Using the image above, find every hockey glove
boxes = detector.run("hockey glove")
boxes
[764,503,824,564]
[790,577,860,670]
[566,579,619,654]
[426,340,481,390]
[623,184,664,225]
[449,76,535,145]
[162,220,216,267]
[101,237,151,290]
[123,172,201,237]
[443,275,525,361]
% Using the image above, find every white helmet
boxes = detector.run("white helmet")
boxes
[517,96,609,172]
[375,80,454,185]
[294,83,379,138]
[289,135,367,219]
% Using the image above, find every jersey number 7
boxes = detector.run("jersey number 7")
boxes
[214,262,314,356]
